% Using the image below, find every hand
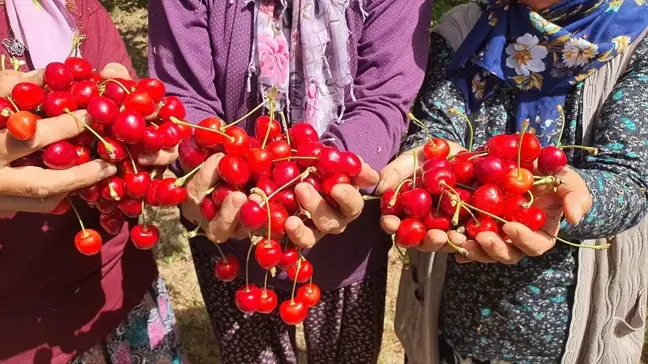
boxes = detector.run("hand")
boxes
[101,62,178,167]
[284,161,380,248]
[380,214,469,253]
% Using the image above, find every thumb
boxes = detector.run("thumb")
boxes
[186,153,222,200]
[555,170,592,225]
[100,63,132,81]
[376,147,422,194]
[0,69,44,98]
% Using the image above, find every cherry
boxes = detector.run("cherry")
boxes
[11,82,43,110]
[99,211,125,235]
[279,299,308,325]
[302,174,322,193]
[103,78,133,105]
[145,179,162,206]
[239,200,268,230]
[258,288,279,314]
[287,260,314,283]
[501,160,517,175]
[296,142,323,168]
[214,254,240,282]
[99,176,126,202]
[158,96,186,122]
[297,283,321,308]
[78,184,101,202]
[177,137,209,170]
[135,78,166,103]
[465,216,499,239]
[70,81,99,108]
[472,184,504,216]
[42,91,78,117]
[113,110,146,144]
[519,133,542,162]
[451,160,474,185]
[49,198,71,215]
[400,188,433,219]
[272,161,300,187]
[97,136,128,163]
[339,152,362,177]
[212,184,238,207]
[42,140,78,169]
[485,134,518,160]
[275,189,299,215]
[247,148,273,175]
[317,147,342,176]
[265,202,289,239]
[235,285,261,314]
[473,156,506,184]
[95,199,117,214]
[223,126,250,157]
[421,157,451,173]
[255,115,281,141]
[289,123,318,148]
[158,121,184,149]
[124,91,156,116]
[255,238,282,269]
[423,138,450,160]
[266,140,291,160]
[194,117,225,149]
[64,57,93,81]
[7,110,38,140]
[87,96,119,125]
[256,177,278,198]
[130,224,160,249]
[278,247,299,269]
[510,207,546,231]
[0,97,16,128]
[381,189,402,216]
[538,146,567,175]
[124,172,152,199]
[500,168,534,196]
[438,188,471,218]
[74,229,103,255]
[218,155,250,188]
[72,130,95,146]
[118,198,143,218]
[422,167,456,195]
[142,126,165,153]
[395,218,426,247]
[422,212,452,231]
[44,62,73,91]
[321,173,351,196]
[156,178,188,206]
[200,197,218,221]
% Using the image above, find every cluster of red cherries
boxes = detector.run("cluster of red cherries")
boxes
[383,114,598,253]
[3,58,191,255]
[176,93,364,325]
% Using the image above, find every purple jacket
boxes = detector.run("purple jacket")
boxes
[148,0,432,289]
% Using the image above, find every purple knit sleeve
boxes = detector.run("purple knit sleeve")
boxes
[321,0,433,174]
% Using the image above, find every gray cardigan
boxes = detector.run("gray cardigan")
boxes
[395,4,648,364]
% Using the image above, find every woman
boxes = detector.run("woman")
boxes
[149,0,432,362]
[0,1,182,363]
[380,0,648,363]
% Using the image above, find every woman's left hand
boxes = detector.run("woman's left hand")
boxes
[284,161,380,249]
[100,62,178,167]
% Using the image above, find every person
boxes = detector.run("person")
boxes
[148,0,432,362]
[378,0,648,363]
[0,1,183,363]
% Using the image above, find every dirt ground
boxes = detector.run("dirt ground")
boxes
[106,1,648,363]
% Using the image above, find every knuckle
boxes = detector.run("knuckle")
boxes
[317,217,340,233]
[24,180,52,198]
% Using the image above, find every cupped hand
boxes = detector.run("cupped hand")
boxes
[284,160,380,249]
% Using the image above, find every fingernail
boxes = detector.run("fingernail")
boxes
[333,185,346,200]
[100,165,118,178]
[571,207,583,223]
[232,195,247,208]
[480,239,492,249]
[138,154,155,165]
[25,69,41,77]
[298,183,311,200]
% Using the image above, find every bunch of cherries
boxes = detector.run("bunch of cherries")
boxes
[175,92,364,325]
[3,58,191,255]
[383,112,607,253]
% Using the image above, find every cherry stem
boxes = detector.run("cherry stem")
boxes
[175,162,205,187]
[6,97,19,112]
[183,218,204,238]
[407,113,434,144]
[435,191,447,215]
[262,98,276,149]
[467,152,488,161]
[149,122,160,129]
[263,270,269,292]
[65,110,115,156]
[99,79,131,94]
[556,104,566,146]
[448,108,474,152]
[251,187,272,239]
[524,190,535,208]
[280,111,291,147]
[140,201,149,227]
[446,238,469,257]
[67,197,86,232]
[290,259,302,304]
[456,183,475,191]
[533,176,558,187]
[389,178,414,208]
[362,195,381,200]
[213,241,229,263]
[412,151,418,189]
[224,99,269,130]
[203,184,218,196]
[391,234,411,266]
[245,241,254,291]
[559,145,599,155]
[272,156,317,163]
[125,147,139,173]
[170,117,235,142]
[264,167,316,203]
[461,202,507,224]
[517,119,530,180]
[462,204,480,225]
[108,183,120,201]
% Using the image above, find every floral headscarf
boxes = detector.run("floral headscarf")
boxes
[250,0,356,136]
[448,0,648,144]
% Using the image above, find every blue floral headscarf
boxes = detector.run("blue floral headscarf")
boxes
[448,0,648,144]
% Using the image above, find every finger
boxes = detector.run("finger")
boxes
[417,229,449,253]
[0,161,117,197]
[502,222,555,257]
[100,63,132,81]
[553,168,592,224]
[376,151,419,194]
[0,192,67,213]
[0,110,88,165]
[285,216,322,248]
[475,231,525,264]
[205,191,247,242]
[295,182,344,234]
[455,240,496,263]
[380,215,401,234]
[0,69,44,97]
[138,148,179,166]
[186,153,222,199]
[0,211,16,219]
[448,230,467,246]
[352,162,380,188]
[331,184,364,219]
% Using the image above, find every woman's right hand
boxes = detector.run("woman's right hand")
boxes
[0,69,117,216]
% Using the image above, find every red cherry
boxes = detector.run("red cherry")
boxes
[258,288,279,314]
[422,167,456,195]
[255,115,281,140]
[49,198,71,215]
[44,62,73,91]
[212,184,238,207]
[339,152,362,177]
[485,134,519,161]
[320,173,351,197]
[87,96,119,125]
[64,57,93,81]
[266,140,291,160]
[510,207,546,231]
[520,133,541,162]
[124,172,152,199]
[255,238,282,269]
[235,285,261,314]
[130,224,160,249]
[423,138,450,159]
[156,178,188,206]
[472,184,504,217]
[11,82,43,110]
[7,110,38,140]
[74,229,103,255]
[142,126,165,153]
[287,260,313,283]
[118,198,144,218]
[473,156,506,184]
[380,189,402,216]
[99,211,125,235]
[296,141,323,168]
[279,299,308,325]
[501,160,517,175]
[124,91,156,116]
[421,157,451,173]
[78,184,101,202]
[297,283,321,308]
[537,146,567,175]
[465,216,499,239]
[239,200,268,230]
[275,189,299,215]
[95,198,117,214]
[272,161,300,187]
[158,96,186,122]
[422,212,452,231]
[219,155,250,188]
[438,188,471,218]
[72,130,95,146]
[302,174,322,193]
[247,148,273,175]
[75,144,92,164]
[256,177,278,198]
[41,140,78,170]
[278,247,299,269]
[135,78,166,103]
[113,110,146,144]
[395,218,426,248]
[317,147,342,176]
[97,136,128,163]
[200,197,218,221]
[178,136,210,170]
[99,176,126,202]
[158,121,184,149]
[103,78,133,105]
[400,188,433,219]
[214,254,240,282]
[223,126,250,157]
[265,202,289,239]
[42,91,78,117]
[289,123,318,148]
[0,97,16,128]
[500,168,534,196]
[70,81,99,108]
[194,117,225,149]
[451,160,474,185]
